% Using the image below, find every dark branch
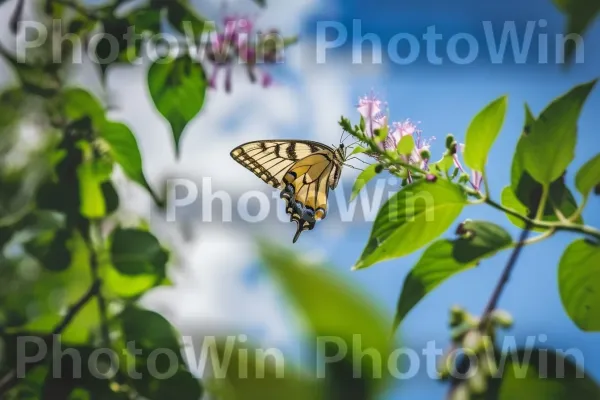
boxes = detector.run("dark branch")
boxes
[0,279,101,395]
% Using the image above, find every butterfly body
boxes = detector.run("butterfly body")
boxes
[230,140,346,243]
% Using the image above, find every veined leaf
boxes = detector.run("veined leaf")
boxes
[350,164,379,202]
[575,153,600,198]
[521,80,597,185]
[147,55,207,157]
[394,221,512,329]
[559,239,600,331]
[464,95,507,172]
[354,179,467,270]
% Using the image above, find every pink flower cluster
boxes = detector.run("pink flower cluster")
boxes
[357,94,433,169]
[206,16,280,92]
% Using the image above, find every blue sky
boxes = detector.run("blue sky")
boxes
[271,0,600,398]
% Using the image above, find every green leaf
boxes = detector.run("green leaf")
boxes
[206,340,321,400]
[552,0,600,64]
[350,164,379,202]
[121,306,181,354]
[62,88,105,128]
[166,1,208,35]
[259,243,392,394]
[148,55,207,156]
[575,153,600,198]
[398,135,415,155]
[521,79,597,185]
[77,161,106,219]
[497,349,600,399]
[558,239,600,331]
[394,221,512,329]
[100,121,157,202]
[24,228,73,272]
[354,179,467,270]
[349,146,367,156]
[133,367,202,400]
[110,228,168,276]
[464,95,507,172]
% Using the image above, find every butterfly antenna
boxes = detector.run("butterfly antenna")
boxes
[347,157,370,165]
[343,163,365,172]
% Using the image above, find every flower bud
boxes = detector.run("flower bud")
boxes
[449,305,466,327]
[449,383,470,400]
[375,164,384,173]
[463,330,484,353]
[426,174,437,183]
[449,141,458,155]
[445,134,455,149]
[491,309,513,328]
[420,148,431,160]
[458,173,470,184]
[468,367,488,394]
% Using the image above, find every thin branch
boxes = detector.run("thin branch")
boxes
[86,222,111,349]
[0,279,101,395]
[447,222,533,398]
[484,198,600,241]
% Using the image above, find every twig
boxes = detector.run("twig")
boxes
[0,279,101,395]
[86,223,111,349]
[484,198,600,241]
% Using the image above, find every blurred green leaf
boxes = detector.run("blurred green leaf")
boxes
[575,152,600,198]
[147,55,207,156]
[62,88,105,129]
[354,179,467,270]
[558,239,600,331]
[94,18,130,75]
[350,164,379,202]
[260,243,392,395]
[99,121,154,198]
[521,80,597,185]
[496,349,600,398]
[349,146,367,156]
[77,161,107,219]
[121,306,180,355]
[166,1,209,35]
[24,228,72,272]
[101,181,119,215]
[252,0,266,7]
[132,367,202,400]
[394,221,512,329]
[464,95,507,173]
[110,228,167,276]
[552,0,600,64]
[206,340,322,400]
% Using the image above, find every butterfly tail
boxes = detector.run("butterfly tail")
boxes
[292,223,303,243]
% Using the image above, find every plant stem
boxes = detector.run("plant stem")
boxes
[479,223,532,326]
[87,222,111,348]
[484,198,600,241]
[0,280,101,395]
[535,185,549,221]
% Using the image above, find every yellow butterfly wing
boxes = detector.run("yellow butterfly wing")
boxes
[230,140,343,242]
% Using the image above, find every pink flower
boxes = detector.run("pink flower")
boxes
[455,143,483,190]
[205,16,281,93]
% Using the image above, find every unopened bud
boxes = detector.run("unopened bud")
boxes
[449,141,458,155]
[491,309,513,327]
[458,173,470,184]
[375,164,384,173]
[420,148,431,160]
[468,368,488,394]
[450,305,466,327]
[463,330,484,353]
[449,383,470,400]
[445,134,455,149]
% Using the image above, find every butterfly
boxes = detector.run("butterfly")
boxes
[230,140,348,243]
